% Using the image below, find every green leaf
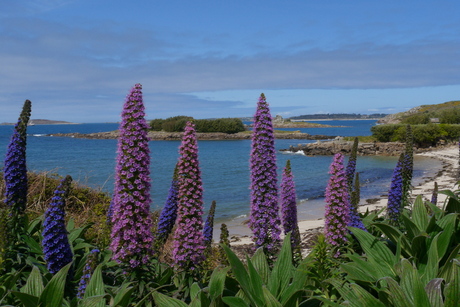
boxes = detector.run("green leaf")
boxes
[190,282,201,302]
[412,195,429,231]
[209,266,229,300]
[83,265,105,301]
[435,213,457,258]
[251,248,270,284]
[401,214,421,240]
[222,245,250,294]
[440,190,460,213]
[111,282,134,307]
[79,295,107,307]
[372,223,412,257]
[444,260,460,307]
[152,292,188,307]
[21,266,44,297]
[11,291,39,307]
[21,235,44,255]
[246,258,266,307]
[222,296,250,307]
[399,259,431,307]
[380,277,410,307]
[262,286,282,307]
[349,283,387,307]
[425,278,444,307]
[348,227,396,276]
[420,234,440,284]
[268,233,293,298]
[39,262,72,307]
[439,244,460,281]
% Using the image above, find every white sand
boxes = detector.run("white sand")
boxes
[229,145,459,246]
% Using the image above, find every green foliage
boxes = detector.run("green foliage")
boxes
[401,113,430,125]
[149,116,246,134]
[371,124,460,147]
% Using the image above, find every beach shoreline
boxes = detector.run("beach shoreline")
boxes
[224,145,459,252]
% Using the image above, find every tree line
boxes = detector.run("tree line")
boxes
[149,116,246,134]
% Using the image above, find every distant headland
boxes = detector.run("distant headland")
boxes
[0,119,79,125]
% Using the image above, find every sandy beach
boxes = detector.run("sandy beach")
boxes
[227,145,459,252]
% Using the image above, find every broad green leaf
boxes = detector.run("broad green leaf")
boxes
[380,277,410,307]
[444,260,460,307]
[439,244,460,281]
[399,259,431,307]
[262,286,282,307]
[425,278,444,307]
[189,282,201,302]
[412,195,429,231]
[222,296,250,307]
[39,262,72,307]
[21,266,44,297]
[152,292,188,307]
[348,227,396,275]
[68,224,92,243]
[401,214,421,240]
[209,266,229,300]
[83,265,105,302]
[268,234,293,298]
[222,244,250,291]
[440,190,460,213]
[11,291,39,307]
[111,282,134,307]
[411,235,428,262]
[21,235,44,255]
[27,217,43,235]
[247,258,266,307]
[426,201,443,219]
[341,257,384,282]
[421,234,440,284]
[79,295,107,307]
[372,223,412,257]
[435,213,457,259]
[251,248,270,284]
[349,283,387,307]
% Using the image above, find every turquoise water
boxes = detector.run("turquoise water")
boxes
[0,121,441,226]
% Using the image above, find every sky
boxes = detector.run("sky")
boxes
[1,1,460,123]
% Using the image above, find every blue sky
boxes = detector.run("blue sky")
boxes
[1,1,460,123]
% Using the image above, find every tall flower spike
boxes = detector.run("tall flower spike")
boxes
[401,125,414,208]
[280,160,301,261]
[249,93,281,256]
[345,138,366,231]
[109,84,154,269]
[77,248,100,299]
[345,137,359,189]
[4,100,31,218]
[156,164,179,247]
[42,175,73,274]
[324,153,350,256]
[203,200,217,248]
[218,223,230,265]
[431,182,438,206]
[387,154,404,226]
[172,121,206,271]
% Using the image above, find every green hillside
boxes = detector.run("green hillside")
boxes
[379,100,460,124]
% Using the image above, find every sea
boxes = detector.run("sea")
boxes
[0,120,442,236]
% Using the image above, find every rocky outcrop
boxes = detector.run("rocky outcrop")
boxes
[46,130,335,141]
[281,140,440,156]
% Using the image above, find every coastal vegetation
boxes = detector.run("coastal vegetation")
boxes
[290,113,388,120]
[371,123,460,147]
[149,116,246,134]
[0,89,459,306]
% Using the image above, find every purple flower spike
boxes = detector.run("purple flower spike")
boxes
[249,94,281,255]
[109,84,154,268]
[324,153,350,255]
[203,200,217,247]
[42,175,73,274]
[156,165,179,245]
[387,154,404,226]
[77,248,100,299]
[280,160,301,256]
[172,121,206,270]
[4,100,31,218]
